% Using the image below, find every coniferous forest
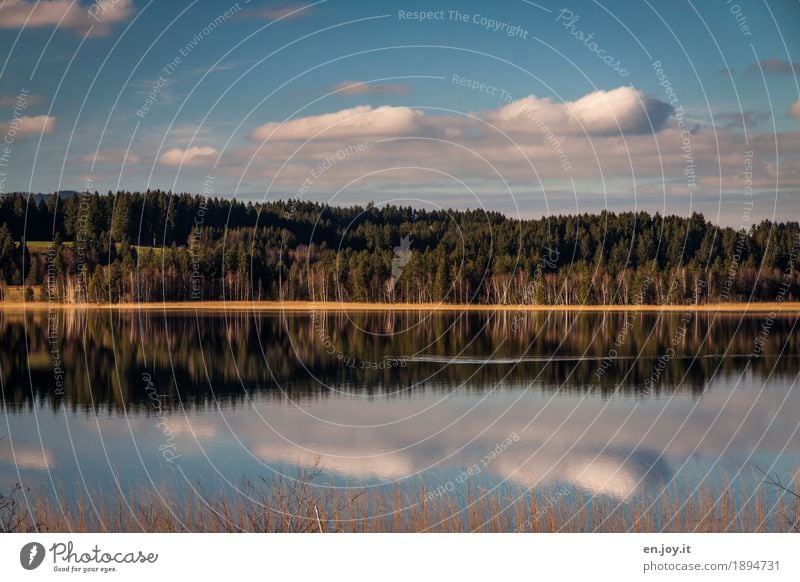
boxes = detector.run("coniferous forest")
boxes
[0,190,798,305]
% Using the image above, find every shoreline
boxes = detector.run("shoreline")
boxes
[1,300,798,313]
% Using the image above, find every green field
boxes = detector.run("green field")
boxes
[21,241,161,255]
[24,240,68,251]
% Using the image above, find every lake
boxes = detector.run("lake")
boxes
[1,308,798,531]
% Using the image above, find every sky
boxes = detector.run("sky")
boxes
[0,0,798,225]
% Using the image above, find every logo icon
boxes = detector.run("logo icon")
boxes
[20,542,46,570]
[387,235,414,290]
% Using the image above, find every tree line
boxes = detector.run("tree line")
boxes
[0,190,798,304]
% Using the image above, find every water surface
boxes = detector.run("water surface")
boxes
[1,308,798,522]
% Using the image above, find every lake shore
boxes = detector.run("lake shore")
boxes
[1,300,799,312]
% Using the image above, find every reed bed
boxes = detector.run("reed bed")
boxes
[3,472,798,533]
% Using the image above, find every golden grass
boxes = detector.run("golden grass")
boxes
[1,287,27,302]
[2,300,799,313]
[4,475,797,533]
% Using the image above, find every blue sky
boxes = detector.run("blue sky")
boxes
[0,0,798,224]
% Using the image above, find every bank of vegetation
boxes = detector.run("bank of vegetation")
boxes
[1,470,797,533]
[1,191,798,304]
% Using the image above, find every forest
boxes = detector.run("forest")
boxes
[0,190,798,305]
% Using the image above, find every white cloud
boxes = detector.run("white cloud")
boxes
[0,0,133,37]
[250,105,428,141]
[0,445,54,469]
[159,146,218,167]
[484,86,673,136]
[564,450,669,499]
[0,114,56,136]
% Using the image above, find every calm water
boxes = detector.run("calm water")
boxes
[1,308,798,513]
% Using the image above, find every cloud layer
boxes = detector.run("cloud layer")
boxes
[129,85,796,216]
[250,87,673,144]
[0,0,133,37]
